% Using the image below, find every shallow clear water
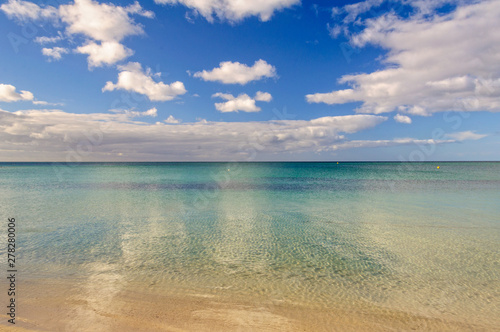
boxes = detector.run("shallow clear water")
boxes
[1,162,499,327]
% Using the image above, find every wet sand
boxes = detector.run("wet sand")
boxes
[0,278,494,332]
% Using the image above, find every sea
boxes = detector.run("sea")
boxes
[0,162,499,330]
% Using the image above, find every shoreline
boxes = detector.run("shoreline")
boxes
[0,278,493,332]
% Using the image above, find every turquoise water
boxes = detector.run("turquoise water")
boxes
[1,162,499,326]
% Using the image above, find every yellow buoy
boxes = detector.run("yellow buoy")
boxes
[337,162,339,164]
[437,166,440,169]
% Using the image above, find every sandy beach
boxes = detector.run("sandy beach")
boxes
[1,278,494,332]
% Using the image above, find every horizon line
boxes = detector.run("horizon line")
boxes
[1,160,499,163]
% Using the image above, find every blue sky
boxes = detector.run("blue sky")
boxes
[0,0,499,161]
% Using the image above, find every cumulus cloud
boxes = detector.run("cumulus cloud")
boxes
[42,47,69,61]
[59,0,153,42]
[76,41,133,68]
[142,108,158,117]
[1,0,153,36]
[0,108,387,161]
[0,0,58,21]
[194,60,277,85]
[103,62,187,102]
[254,91,272,102]
[308,0,500,115]
[59,0,153,66]
[1,0,153,67]
[393,114,411,124]
[154,0,300,23]
[445,131,487,141]
[213,91,272,113]
[165,115,181,123]
[0,84,34,102]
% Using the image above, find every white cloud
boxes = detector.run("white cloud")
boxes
[103,62,187,102]
[111,107,158,118]
[154,0,300,23]
[42,47,69,61]
[0,108,387,161]
[307,89,356,105]
[165,115,181,123]
[254,91,272,102]
[330,138,454,151]
[333,0,384,24]
[393,114,412,124]
[308,0,500,115]
[34,34,63,44]
[425,75,475,91]
[143,108,158,117]
[76,41,133,68]
[445,131,487,141]
[59,0,153,42]
[33,100,64,106]
[0,84,34,102]
[1,0,153,68]
[0,0,58,21]
[213,91,271,113]
[194,60,277,84]
[331,0,466,27]
[2,0,154,36]
[59,0,153,67]
[399,105,429,117]
[213,93,259,113]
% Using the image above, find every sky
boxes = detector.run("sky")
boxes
[0,0,499,161]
